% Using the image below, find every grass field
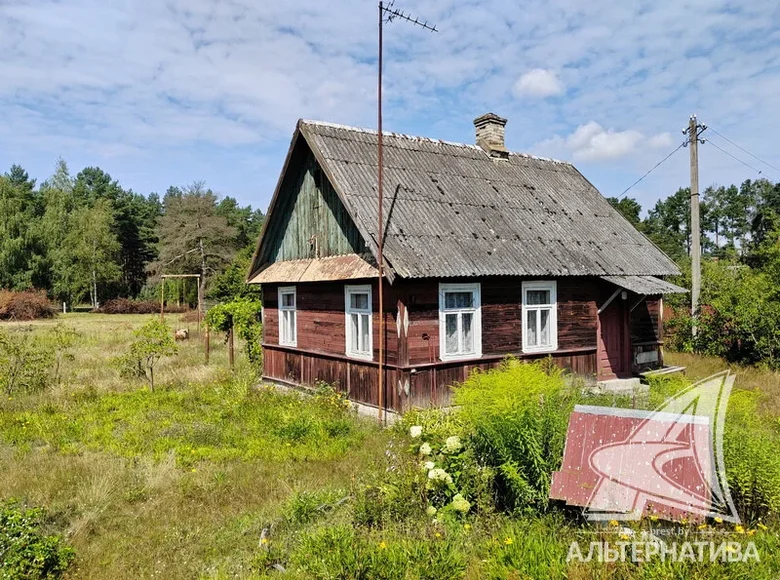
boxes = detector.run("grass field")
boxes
[0,314,386,579]
[1,315,779,579]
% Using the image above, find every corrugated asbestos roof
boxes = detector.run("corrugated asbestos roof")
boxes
[297,120,681,279]
[601,275,687,295]
[248,255,378,284]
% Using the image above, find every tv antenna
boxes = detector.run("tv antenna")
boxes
[376,1,437,425]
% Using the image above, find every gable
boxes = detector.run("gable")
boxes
[250,137,369,279]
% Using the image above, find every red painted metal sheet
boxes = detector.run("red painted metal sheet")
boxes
[551,405,713,522]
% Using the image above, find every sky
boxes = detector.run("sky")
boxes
[1,0,779,214]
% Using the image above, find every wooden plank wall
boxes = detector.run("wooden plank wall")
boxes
[261,143,367,264]
[262,276,605,411]
[399,277,598,365]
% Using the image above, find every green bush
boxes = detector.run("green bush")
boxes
[206,297,262,368]
[0,325,78,395]
[0,499,75,579]
[114,318,178,390]
[453,359,577,513]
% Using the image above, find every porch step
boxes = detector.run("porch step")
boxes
[595,377,646,395]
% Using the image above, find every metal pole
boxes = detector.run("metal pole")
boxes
[689,115,701,337]
[160,278,165,320]
[377,1,385,424]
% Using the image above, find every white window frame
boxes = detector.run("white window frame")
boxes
[278,286,297,347]
[345,284,373,361]
[521,280,558,353]
[438,283,482,361]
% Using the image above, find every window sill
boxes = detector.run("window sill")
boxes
[439,353,483,363]
[279,341,297,348]
[522,346,558,355]
[346,352,373,362]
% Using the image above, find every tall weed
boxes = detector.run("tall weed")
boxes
[454,359,577,512]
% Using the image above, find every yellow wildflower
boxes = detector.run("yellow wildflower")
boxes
[379,541,387,550]
[747,529,756,536]
[735,525,745,534]
[714,517,723,524]
[504,537,513,545]
[697,524,707,530]
[609,520,619,527]
[464,523,472,531]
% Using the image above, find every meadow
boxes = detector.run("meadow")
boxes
[1,314,779,579]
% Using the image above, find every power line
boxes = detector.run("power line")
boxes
[707,127,780,176]
[617,141,686,199]
[705,139,765,176]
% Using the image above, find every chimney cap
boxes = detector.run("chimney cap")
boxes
[473,112,507,127]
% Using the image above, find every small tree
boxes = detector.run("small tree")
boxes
[116,319,177,390]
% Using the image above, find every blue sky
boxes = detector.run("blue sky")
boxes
[1,0,779,214]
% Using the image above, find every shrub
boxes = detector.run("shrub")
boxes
[0,499,75,579]
[0,290,56,321]
[95,298,188,315]
[723,390,780,524]
[0,325,79,395]
[453,359,577,513]
[206,297,263,368]
[114,319,178,390]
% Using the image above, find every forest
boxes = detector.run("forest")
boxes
[0,160,264,309]
[607,177,780,368]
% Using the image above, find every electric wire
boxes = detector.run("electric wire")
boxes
[617,141,686,199]
[707,127,780,176]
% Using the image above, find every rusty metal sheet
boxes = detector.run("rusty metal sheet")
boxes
[550,405,713,522]
[248,254,378,284]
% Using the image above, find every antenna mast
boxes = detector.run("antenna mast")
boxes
[377,1,437,424]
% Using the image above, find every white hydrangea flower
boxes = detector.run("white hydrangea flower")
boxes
[444,435,462,453]
[409,425,423,438]
[419,442,432,456]
[426,505,437,516]
[423,461,435,470]
[451,493,471,513]
[427,468,453,485]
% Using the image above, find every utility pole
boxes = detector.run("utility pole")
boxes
[377,1,436,424]
[683,115,707,335]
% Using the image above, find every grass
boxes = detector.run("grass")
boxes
[0,314,387,579]
[1,315,779,578]
[666,351,780,416]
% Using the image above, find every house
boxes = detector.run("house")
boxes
[247,114,685,412]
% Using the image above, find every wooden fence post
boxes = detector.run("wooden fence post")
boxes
[228,318,235,370]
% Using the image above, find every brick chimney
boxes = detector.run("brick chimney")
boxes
[474,113,508,159]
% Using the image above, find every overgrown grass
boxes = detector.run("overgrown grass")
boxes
[2,316,780,578]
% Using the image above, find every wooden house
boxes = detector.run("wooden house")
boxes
[247,114,685,412]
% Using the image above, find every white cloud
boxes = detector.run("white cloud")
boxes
[0,0,777,209]
[512,69,564,98]
[536,122,679,162]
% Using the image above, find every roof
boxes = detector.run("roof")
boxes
[601,275,687,295]
[248,254,378,284]
[255,119,682,280]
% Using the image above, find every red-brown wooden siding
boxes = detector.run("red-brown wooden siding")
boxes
[259,277,625,411]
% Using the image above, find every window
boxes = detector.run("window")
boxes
[439,283,482,360]
[345,285,372,360]
[522,281,557,353]
[278,286,297,346]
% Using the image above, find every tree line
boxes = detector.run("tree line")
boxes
[609,177,780,368]
[0,161,264,308]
